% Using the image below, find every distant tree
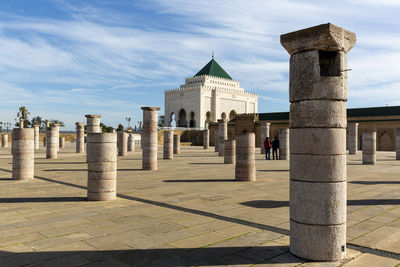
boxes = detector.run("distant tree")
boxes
[49,119,65,127]
[100,123,114,133]
[158,115,165,128]
[31,116,44,132]
[15,106,31,128]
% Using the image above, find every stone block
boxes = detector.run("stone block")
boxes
[290,100,346,128]
[290,128,346,155]
[290,180,346,225]
[290,220,346,262]
[281,23,356,55]
[290,154,346,182]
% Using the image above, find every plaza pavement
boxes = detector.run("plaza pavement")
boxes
[0,143,399,266]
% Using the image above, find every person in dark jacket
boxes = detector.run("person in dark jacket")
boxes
[264,137,271,160]
[271,136,279,160]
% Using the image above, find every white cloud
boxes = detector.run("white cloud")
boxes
[0,0,399,129]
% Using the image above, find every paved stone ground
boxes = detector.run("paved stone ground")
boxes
[0,143,399,267]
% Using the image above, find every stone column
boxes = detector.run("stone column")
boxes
[33,124,39,150]
[117,131,128,157]
[19,118,24,128]
[59,137,65,148]
[173,134,180,154]
[76,122,85,153]
[279,128,289,160]
[164,130,173,159]
[396,128,400,160]
[348,122,358,155]
[54,124,60,151]
[260,122,270,154]
[224,139,236,164]
[362,131,376,165]
[46,126,58,159]
[1,134,8,148]
[214,128,219,152]
[218,119,227,156]
[235,133,255,181]
[44,120,50,147]
[87,132,117,201]
[128,133,135,152]
[85,115,101,161]
[281,23,355,261]
[203,129,209,149]
[141,107,160,170]
[12,128,34,180]
[85,115,102,134]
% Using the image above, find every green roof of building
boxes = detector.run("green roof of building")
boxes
[194,58,233,80]
[258,106,400,121]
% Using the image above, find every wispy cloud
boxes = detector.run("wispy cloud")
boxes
[0,0,399,129]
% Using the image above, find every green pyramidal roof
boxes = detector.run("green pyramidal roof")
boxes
[194,58,233,80]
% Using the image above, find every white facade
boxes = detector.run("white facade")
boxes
[165,75,258,128]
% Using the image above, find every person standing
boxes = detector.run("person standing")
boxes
[272,136,279,160]
[264,137,271,160]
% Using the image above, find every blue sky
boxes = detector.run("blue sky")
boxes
[0,0,400,130]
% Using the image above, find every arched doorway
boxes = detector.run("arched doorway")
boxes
[170,113,176,127]
[229,110,237,121]
[189,111,196,128]
[204,111,211,128]
[178,109,187,127]
[379,131,393,151]
[221,112,227,121]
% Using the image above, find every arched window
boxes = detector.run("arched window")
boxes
[178,109,187,127]
[229,110,237,120]
[204,111,211,128]
[189,111,196,128]
[221,112,227,121]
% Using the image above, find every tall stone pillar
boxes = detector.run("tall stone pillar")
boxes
[396,128,400,160]
[164,130,173,159]
[2,134,8,148]
[128,133,135,152]
[76,122,85,153]
[85,115,102,134]
[33,124,40,150]
[214,128,219,152]
[348,122,358,155]
[362,131,376,165]
[12,128,34,180]
[218,119,227,156]
[19,118,24,128]
[44,120,50,147]
[279,128,289,160]
[85,115,101,161]
[260,122,270,154]
[203,129,209,149]
[281,23,356,261]
[46,126,58,159]
[117,131,128,156]
[235,133,255,181]
[141,107,160,170]
[54,124,60,151]
[59,137,65,148]
[224,139,236,164]
[173,134,180,154]
[87,132,117,201]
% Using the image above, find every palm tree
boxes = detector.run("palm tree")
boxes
[15,106,30,128]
